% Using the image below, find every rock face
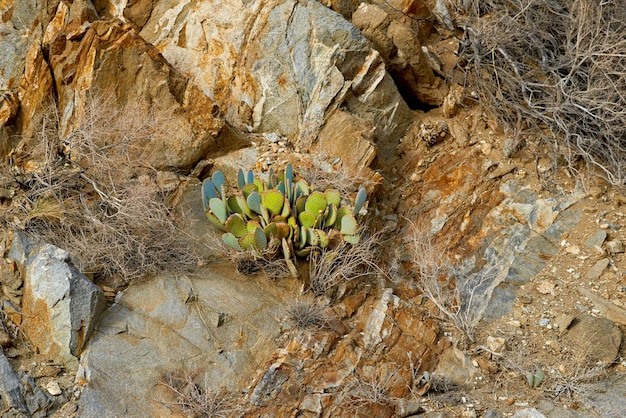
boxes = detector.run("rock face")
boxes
[246,288,442,417]
[352,1,447,107]
[394,134,585,321]
[19,243,107,372]
[105,0,413,163]
[2,0,417,172]
[30,1,223,169]
[0,350,27,414]
[76,268,294,417]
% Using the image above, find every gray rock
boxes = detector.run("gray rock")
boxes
[21,244,107,372]
[7,231,32,265]
[433,347,477,386]
[586,258,610,280]
[512,409,547,418]
[19,372,56,418]
[607,239,624,254]
[0,350,27,414]
[585,230,607,248]
[136,0,412,165]
[77,269,292,417]
[479,181,584,321]
[565,314,622,364]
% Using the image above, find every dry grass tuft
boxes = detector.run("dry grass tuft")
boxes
[160,370,234,418]
[284,295,328,331]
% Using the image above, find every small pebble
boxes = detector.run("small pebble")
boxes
[0,329,11,347]
[46,381,62,396]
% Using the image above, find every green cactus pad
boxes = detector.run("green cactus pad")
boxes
[205,211,227,232]
[239,233,255,250]
[246,220,263,233]
[306,228,319,246]
[261,190,284,215]
[340,213,358,235]
[265,222,291,240]
[242,183,258,199]
[209,198,228,224]
[253,178,265,192]
[237,168,246,189]
[246,191,262,214]
[343,234,360,244]
[305,191,327,216]
[202,179,217,211]
[259,204,270,225]
[295,195,307,215]
[228,196,253,219]
[280,197,291,217]
[222,232,243,251]
[285,164,293,185]
[354,187,368,215]
[298,211,317,228]
[253,226,268,251]
[225,214,247,237]
[295,248,311,258]
[295,179,310,196]
[212,171,226,196]
[286,257,298,277]
[334,206,351,229]
[277,181,286,195]
[278,223,292,239]
[316,229,330,248]
[325,189,341,207]
[298,226,307,249]
[281,237,292,259]
[264,222,277,238]
[324,204,337,229]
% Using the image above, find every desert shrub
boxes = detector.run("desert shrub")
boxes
[6,96,199,282]
[456,0,626,185]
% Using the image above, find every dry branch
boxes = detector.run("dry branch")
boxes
[457,0,626,185]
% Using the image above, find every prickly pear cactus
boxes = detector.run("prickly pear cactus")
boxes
[201,164,368,277]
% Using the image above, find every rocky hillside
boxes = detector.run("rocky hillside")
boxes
[1,0,626,417]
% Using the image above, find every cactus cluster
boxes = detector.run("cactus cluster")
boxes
[202,164,368,277]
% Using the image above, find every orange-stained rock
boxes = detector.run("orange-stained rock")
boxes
[20,243,106,373]
[245,288,442,416]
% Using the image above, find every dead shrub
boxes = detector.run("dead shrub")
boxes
[308,229,383,297]
[6,95,199,283]
[340,366,399,416]
[407,220,499,341]
[456,0,626,185]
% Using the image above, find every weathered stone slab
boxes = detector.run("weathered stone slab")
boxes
[77,268,294,417]
[20,244,107,372]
